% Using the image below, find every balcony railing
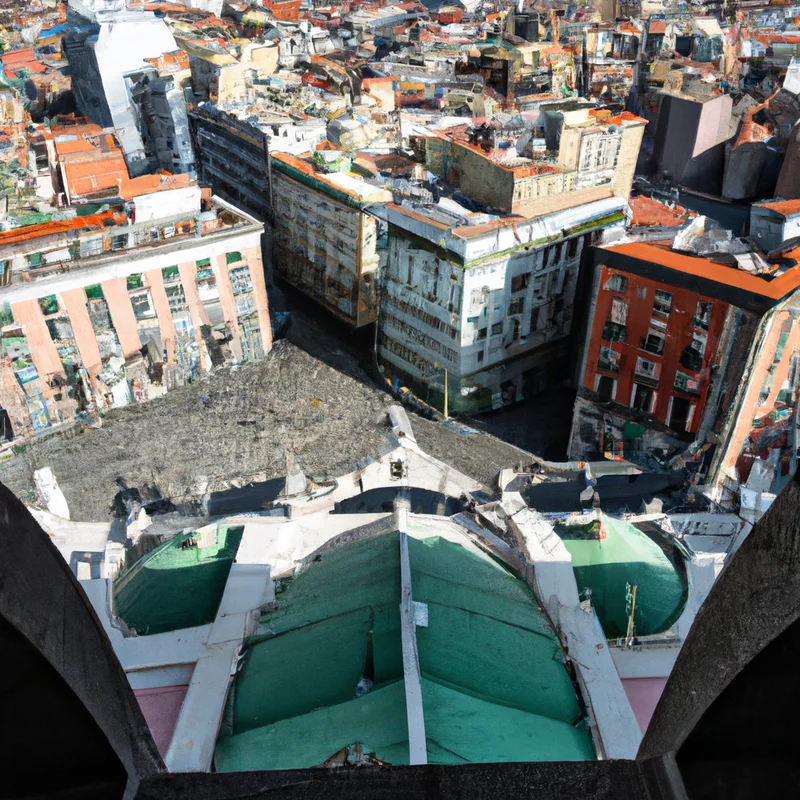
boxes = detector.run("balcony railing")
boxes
[634,372,659,389]
[601,321,626,343]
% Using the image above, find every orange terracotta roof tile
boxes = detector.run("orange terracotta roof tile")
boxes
[604,240,800,301]
[0,211,127,245]
[755,199,800,217]
[629,195,695,227]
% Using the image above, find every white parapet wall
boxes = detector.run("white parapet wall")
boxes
[509,505,643,760]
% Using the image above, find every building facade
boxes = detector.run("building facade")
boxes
[270,152,392,327]
[64,5,196,178]
[0,187,271,441]
[379,196,626,412]
[569,240,800,506]
[189,106,273,223]
[577,261,729,437]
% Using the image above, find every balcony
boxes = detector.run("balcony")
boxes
[598,346,620,373]
[634,372,659,389]
[601,321,626,343]
[680,347,703,373]
[674,371,701,396]
[635,357,660,388]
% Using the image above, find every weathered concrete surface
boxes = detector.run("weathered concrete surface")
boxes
[136,760,648,800]
[409,414,533,492]
[0,341,396,521]
[0,482,163,798]
[1,340,534,520]
[640,470,800,796]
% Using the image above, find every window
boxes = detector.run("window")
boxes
[636,357,657,377]
[26,252,41,267]
[126,274,143,291]
[130,289,155,320]
[611,297,628,325]
[567,238,579,258]
[112,234,128,251]
[602,321,626,342]
[680,344,703,372]
[509,298,524,316]
[511,273,530,293]
[653,290,672,317]
[477,327,487,340]
[597,375,615,401]
[604,274,627,293]
[491,321,503,336]
[580,133,620,171]
[477,351,484,363]
[230,265,254,296]
[641,329,665,356]
[38,295,59,316]
[598,346,620,372]
[225,252,243,265]
[632,384,654,412]
[166,284,187,312]
[693,300,713,330]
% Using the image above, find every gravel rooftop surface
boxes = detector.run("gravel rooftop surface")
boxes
[1,339,531,521]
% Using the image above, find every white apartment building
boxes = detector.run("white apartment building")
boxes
[379,196,626,412]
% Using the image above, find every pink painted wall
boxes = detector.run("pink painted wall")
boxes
[143,268,177,363]
[59,288,102,373]
[134,685,188,757]
[212,254,240,335]
[9,299,65,383]
[622,677,669,733]
[243,246,273,354]
[178,260,209,367]
[101,277,142,357]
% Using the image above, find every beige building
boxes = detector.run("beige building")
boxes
[180,38,279,107]
[271,151,392,327]
[422,107,645,217]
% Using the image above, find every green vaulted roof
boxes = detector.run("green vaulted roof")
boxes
[558,515,688,639]
[113,526,244,636]
[214,526,595,771]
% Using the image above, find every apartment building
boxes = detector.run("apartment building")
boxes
[419,106,645,218]
[0,184,271,442]
[376,107,645,412]
[378,195,626,413]
[270,151,392,327]
[569,238,800,506]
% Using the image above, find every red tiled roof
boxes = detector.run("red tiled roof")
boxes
[755,199,800,217]
[629,195,695,228]
[604,241,800,301]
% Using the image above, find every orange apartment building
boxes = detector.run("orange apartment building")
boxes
[0,182,271,442]
[570,238,800,505]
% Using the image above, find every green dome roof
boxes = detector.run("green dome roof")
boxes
[558,515,688,639]
[215,528,595,771]
[113,525,244,636]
